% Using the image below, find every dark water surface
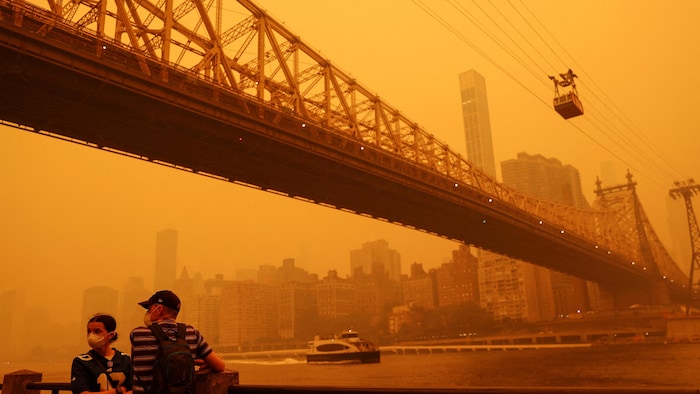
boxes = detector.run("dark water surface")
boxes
[2,343,699,390]
[228,344,700,389]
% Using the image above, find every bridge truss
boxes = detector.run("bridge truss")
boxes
[593,172,688,290]
[0,0,690,299]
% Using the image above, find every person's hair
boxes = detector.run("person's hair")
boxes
[88,313,118,342]
[160,305,179,318]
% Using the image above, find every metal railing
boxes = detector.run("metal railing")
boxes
[2,381,698,394]
[0,382,72,394]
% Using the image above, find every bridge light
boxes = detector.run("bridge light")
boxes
[631,261,636,265]
[482,219,487,224]
[595,245,599,249]
[643,267,647,271]
[454,183,459,188]
[488,198,493,203]
[360,146,365,151]
[607,250,612,254]
[102,45,107,50]
[560,230,565,234]
[538,220,543,225]
[301,123,306,128]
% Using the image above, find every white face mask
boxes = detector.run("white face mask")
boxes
[144,311,152,327]
[87,333,110,351]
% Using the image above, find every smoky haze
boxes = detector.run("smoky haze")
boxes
[0,0,698,363]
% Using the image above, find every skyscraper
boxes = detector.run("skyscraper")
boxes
[459,69,497,179]
[501,152,589,209]
[154,228,178,291]
[350,239,401,281]
[478,251,555,322]
[119,276,151,332]
[0,289,26,357]
[500,152,591,316]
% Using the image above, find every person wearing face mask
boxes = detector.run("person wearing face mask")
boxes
[71,314,134,394]
[129,290,225,393]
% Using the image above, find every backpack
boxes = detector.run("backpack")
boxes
[148,323,196,394]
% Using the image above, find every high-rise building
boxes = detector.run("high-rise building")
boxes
[501,152,589,209]
[257,258,314,285]
[218,281,279,347]
[278,282,318,340]
[402,263,436,309]
[0,289,26,357]
[119,277,151,332]
[478,251,554,322]
[350,239,401,281]
[317,270,356,318]
[186,293,221,344]
[154,229,178,291]
[435,246,480,307]
[500,152,591,316]
[459,69,496,179]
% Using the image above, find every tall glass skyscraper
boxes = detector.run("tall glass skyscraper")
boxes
[154,228,178,292]
[459,69,496,179]
[350,239,401,281]
[500,152,591,316]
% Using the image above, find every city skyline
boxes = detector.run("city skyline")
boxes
[0,235,464,357]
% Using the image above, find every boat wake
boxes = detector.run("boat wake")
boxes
[226,358,304,366]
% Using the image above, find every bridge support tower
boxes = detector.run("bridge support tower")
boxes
[669,179,700,314]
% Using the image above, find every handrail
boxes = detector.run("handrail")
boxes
[228,385,700,394]
[2,382,697,394]
[26,382,73,394]
[0,382,72,394]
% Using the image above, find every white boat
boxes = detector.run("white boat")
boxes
[306,330,381,364]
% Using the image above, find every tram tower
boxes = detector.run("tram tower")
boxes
[669,179,700,313]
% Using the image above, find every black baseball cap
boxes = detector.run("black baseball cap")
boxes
[138,290,181,312]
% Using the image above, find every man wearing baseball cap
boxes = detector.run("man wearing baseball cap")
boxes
[129,290,225,393]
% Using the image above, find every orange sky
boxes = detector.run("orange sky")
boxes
[1,0,699,327]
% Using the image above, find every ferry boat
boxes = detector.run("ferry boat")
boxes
[306,330,381,364]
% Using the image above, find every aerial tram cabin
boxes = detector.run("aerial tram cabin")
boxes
[549,69,584,119]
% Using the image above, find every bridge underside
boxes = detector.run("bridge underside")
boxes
[0,11,678,305]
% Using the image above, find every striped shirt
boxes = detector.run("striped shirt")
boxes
[129,319,214,393]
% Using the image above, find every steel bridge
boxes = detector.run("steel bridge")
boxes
[0,0,690,306]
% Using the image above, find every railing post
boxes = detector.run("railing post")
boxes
[195,370,240,393]
[2,370,43,394]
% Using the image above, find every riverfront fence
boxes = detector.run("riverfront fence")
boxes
[2,369,699,394]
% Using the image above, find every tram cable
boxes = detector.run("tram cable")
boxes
[445,0,550,90]
[511,0,687,182]
[413,0,687,189]
[412,0,647,182]
[498,0,682,184]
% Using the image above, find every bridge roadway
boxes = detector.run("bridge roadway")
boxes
[0,2,681,302]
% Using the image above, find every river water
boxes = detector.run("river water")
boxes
[228,343,700,390]
[3,343,699,390]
